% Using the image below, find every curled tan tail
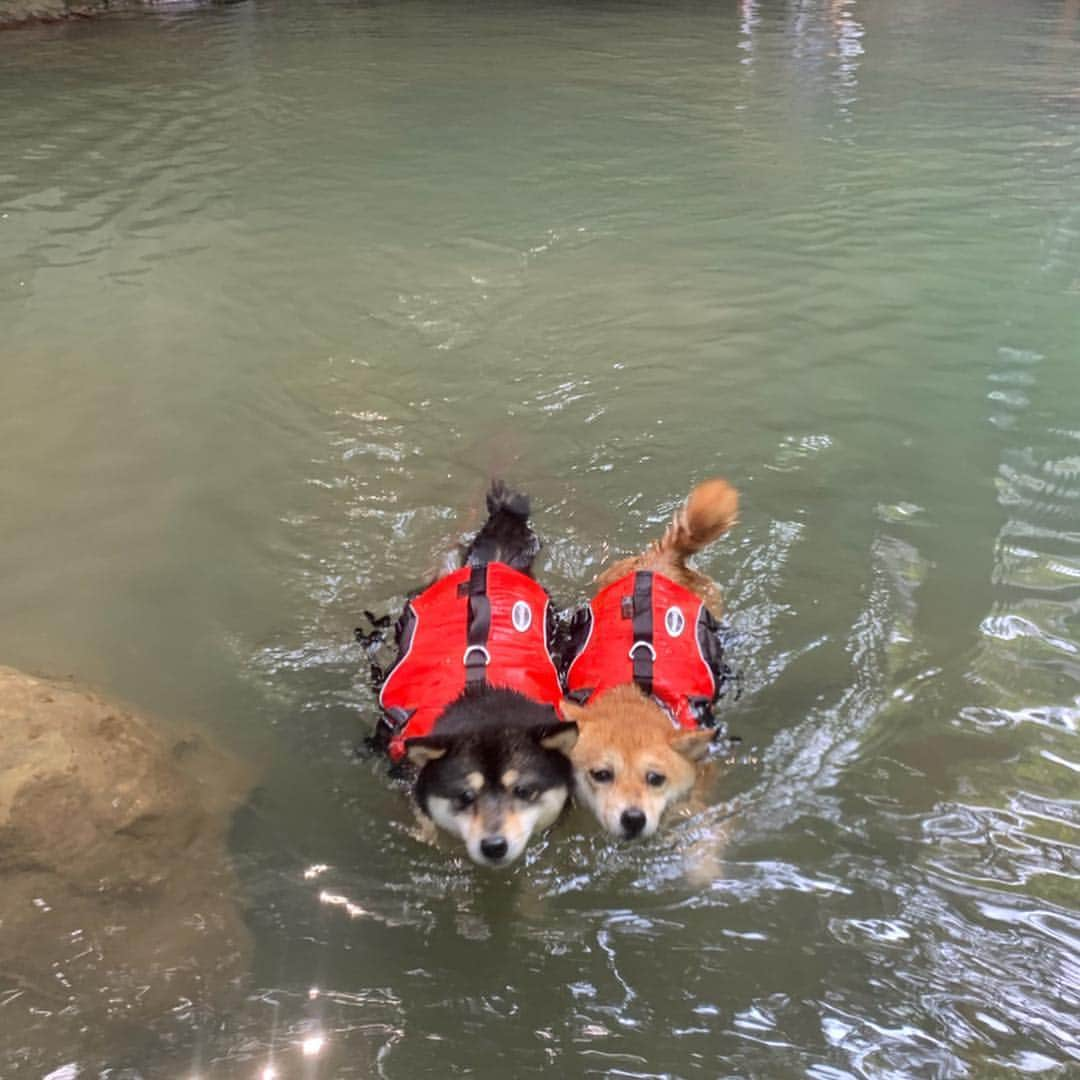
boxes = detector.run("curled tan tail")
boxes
[656,478,739,560]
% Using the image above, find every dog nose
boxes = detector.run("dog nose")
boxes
[480,836,509,861]
[620,808,647,837]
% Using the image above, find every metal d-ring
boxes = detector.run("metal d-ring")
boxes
[463,645,492,666]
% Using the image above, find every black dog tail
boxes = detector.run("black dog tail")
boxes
[463,480,540,573]
[486,479,530,521]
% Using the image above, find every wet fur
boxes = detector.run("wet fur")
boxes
[402,483,578,867]
[408,687,575,867]
[460,480,539,572]
[567,478,738,838]
[562,686,711,838]
[596,477,738,619]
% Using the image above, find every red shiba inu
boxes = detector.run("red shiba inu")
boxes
[560,479,738,839]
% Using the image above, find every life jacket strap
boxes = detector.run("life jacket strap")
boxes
[630,570,654,695]
[464,564,490,685]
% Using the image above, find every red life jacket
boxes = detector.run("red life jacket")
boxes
[379,563,562,760]
[565,571,721,729]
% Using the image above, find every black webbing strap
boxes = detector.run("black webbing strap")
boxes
[464,564,490,685]
[385,706,413,730]
[630,571,654,696]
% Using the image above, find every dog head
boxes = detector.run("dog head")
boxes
[405,698,578,868]
[562,685,712,839]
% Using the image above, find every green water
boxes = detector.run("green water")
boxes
[2,0,1079,1075]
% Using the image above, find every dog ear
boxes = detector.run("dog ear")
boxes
[535,720,579,755]
[558,699,588,725]
[405,736,450,767]
[670,729,712,763]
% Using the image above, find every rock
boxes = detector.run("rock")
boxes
[0,666,254,1073]
[0,0,111,26]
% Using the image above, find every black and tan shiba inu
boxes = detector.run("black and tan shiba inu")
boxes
[406,687,577,866]
[372,483,578,868]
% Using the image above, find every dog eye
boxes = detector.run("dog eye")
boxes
[645,771,666,787]
[589,768,614,784]
[456,790,477,809]
[513,784,538,802]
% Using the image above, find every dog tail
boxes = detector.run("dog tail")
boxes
[463,480,541,573]
[654,478,738,564]
[485,479,531,521]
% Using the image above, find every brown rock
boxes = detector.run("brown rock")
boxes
[0,666,254,1072]
[0,0,111,28]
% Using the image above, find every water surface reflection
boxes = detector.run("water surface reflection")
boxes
[1,0,1078,1076]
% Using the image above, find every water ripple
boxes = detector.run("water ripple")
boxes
[4,1,1080,1076]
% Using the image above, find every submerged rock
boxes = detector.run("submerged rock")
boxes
[0,666,253,1072]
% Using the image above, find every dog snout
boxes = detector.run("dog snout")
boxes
[620,808,647,838]
[480,835,509,862]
